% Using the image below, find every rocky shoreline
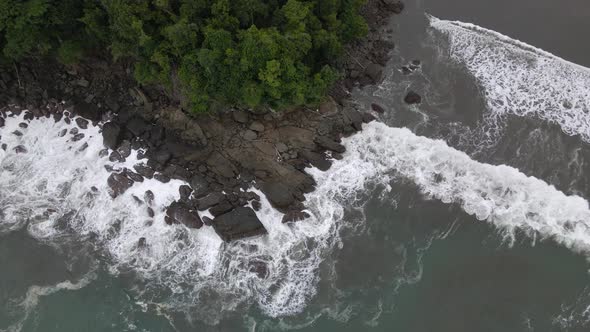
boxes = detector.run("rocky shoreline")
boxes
[0,0,403,242]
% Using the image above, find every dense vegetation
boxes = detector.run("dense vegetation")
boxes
[0,0,367,112]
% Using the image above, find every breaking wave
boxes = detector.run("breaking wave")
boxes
[2,109,590,327]
[429,17,590,143]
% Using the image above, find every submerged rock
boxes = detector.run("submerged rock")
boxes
[282,210,311,223]
[404,91,422,104]
[212,207,267,242]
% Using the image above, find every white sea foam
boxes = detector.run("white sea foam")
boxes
[343,121,590,254]
[3,110,590,326]
[429,16,590,143]
[0,113,367,324]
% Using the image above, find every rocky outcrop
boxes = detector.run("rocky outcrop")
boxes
[212,207,267,242]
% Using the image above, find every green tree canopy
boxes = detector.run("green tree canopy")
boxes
[0,0,368,113]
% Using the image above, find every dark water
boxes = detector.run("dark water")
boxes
[2,1,590,331]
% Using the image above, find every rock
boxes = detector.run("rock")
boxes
[179,185,192,201]
[300,150,332,171]
[109,151,124,162]
[76,78,90,87]
[282,210,311,223]
[58,129,67,137]
[70,128,79,135]
[75,118,89,129]
[144,190,155,205]
[154,173,171,183]
[147,207,155,218]
[271,144,287,155]
[365,63,384,84]
[190,175,209,198]
[12,130,22,137]
[261,182,294,210]
[371,103,386,114]
[209,201,233,217]
[181,123,208,146]
[404,91,422,104]
[206,152,236,178]
[342,107,363,131]
[18,122,28,128]
[382,0,405,13]
[102,122,121,149]
[13,145,27,154]
[72,133,85,142]
[166,201,202,229]
[315,136,345,153]
[248,260,269,279]
[153,149,171,165]
[124,169,144,182]
[249,121,265,132]
[211,207,267,242]
[243,130,257,141]
[232,110,249,123]
[196,192,225,210]
[202,216,213,226]
[319,96,339,115]
[74,101,101,121]
[362,112,376,123]
[99,149,109,158]
[134,164,155,179]
[117,140,132,158]
[126,116,148,137]
[252,200,262,211]
[1,144,7,151]
[0,118,4,127]
[107,173,134,198]
[138,237,147,248]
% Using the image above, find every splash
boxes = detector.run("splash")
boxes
[429,17,590,143]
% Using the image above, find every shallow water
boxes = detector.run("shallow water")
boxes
[2,1,590,331]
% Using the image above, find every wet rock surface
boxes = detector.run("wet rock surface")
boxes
[212,207,266,242]
[0,0,402,241]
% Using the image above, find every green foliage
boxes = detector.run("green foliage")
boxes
[0,0,368,113]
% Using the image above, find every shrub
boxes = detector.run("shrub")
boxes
[0,0,367,113]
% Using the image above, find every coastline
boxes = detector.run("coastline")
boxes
[0,0,403,241]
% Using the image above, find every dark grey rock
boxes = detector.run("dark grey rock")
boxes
[107,173,134,198]
[212,207,267,242]
[126,116,148,137]
[154,173,171,183]
[404,91,422,104]
[109,151,124,163]
[124,169,144,182]
[134,164,155,179]
[102,122,121,149]
[75,118,89,129]
[282,210,311,223]
[243,130,257,141]
[209,201,233,217]
[249,122,265,132]
[196,192,225,210]
[261,182,294,210]
[71,133,85,142]
[144,190,155,205]
[117,140,132,158]
[166,201,202,229]
[365,63,383,83]
[315,136,345,153]
[13,145,27,154]
[232,110,249,123]
[371,103,385,114]
[179,185,192,201]
[190,175,209,198]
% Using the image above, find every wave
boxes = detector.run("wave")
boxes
[344,121,590,254]
[0,112,369,324]
[2,110,590,326]
[429,16,590,143]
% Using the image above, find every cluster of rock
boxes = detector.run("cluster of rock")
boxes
[0,0,406,242]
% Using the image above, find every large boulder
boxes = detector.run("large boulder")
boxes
[166,201,202,229]
[404,91,422,104]
[107,173,133,198]
[212,207,267,242]
[74,101,102,121]
[196,192,225,210]
[126,116,148,137]
[261,182,294,210]
[102,122,121,149]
